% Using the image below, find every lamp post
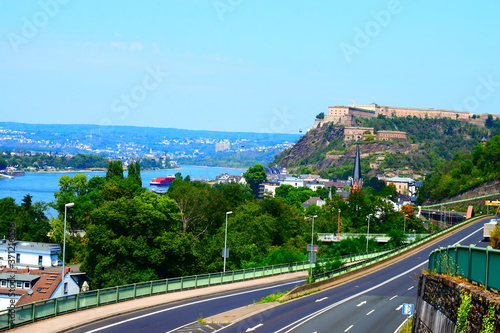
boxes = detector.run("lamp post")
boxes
[337,208,341,238]
[366,215,371,253]
[310,215,317,254]
[223,211,232,273]
[62,202,74,286]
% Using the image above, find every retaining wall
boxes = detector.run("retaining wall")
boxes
[414,273,500,333]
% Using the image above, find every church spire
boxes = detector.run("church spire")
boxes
[351,144,363,192]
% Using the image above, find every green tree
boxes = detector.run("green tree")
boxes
[0,197,18,237]
[106,160,124,181]
[81,191,183,288]
[15,194,51,242]
[316,112,325,120]
[243,164,267,196]
[127,162,142,187]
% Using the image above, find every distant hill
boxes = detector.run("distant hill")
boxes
[273,116,492,180]
[0,122,301,167]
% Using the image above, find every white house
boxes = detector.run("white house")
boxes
[0,268,79,310]
[0,240,61,268]
[281,177,304,188]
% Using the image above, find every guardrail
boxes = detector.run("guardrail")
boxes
[311,215,483,283]
[0,250,388,330]
[428,245,500,292]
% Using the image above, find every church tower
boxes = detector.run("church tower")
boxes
[350,144,363,193]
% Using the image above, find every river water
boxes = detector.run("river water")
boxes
[0,166,245,218]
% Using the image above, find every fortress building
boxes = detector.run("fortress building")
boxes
[315,103,495,128]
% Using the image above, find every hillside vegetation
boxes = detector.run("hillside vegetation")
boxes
[273,116,492,180]
[417,134,500,204]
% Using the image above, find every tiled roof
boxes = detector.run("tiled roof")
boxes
[0,267,62,306]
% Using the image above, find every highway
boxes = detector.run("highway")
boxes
[68,217,489,333]
[220,217,489,333]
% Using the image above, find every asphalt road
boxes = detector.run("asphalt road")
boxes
[68,217,490,333]
[217,217,489,333]
[67,278,304,333]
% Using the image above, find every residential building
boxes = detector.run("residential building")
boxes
[302,197,326,209]
[384,176,418,196]
[0,240,61,269]
[0,268,79,310]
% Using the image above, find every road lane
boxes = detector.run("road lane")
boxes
[217,217,488,333]
[68,279,304,333]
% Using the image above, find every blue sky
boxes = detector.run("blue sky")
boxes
[1,0,499,133]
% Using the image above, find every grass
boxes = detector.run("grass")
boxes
[399,316,413,333]
[256,291,289,304]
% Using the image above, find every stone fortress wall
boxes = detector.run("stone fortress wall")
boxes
[314,103,497,130]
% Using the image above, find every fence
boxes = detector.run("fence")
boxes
[0,251,386,330]
[312,214,482,282]
[428,245,500,292]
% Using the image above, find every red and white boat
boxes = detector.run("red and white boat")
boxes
[150,176,175,186]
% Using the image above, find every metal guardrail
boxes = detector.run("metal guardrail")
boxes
[0,251,387,330]
[312,215,482,283]
[428,245,500,293]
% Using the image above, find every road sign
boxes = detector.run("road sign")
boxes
[485,200,500,206]
[307,244,318,252]
[308,252,317,263]
[222,248,229,258]
[402,303,414,316]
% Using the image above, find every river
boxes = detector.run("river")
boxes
[0,166,245,218]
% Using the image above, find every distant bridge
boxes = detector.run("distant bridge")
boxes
[316,233,427,243]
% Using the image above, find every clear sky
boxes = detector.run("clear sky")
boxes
[1,0,499,133]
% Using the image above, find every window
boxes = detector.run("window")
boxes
[38,256,43,266]
[64,282,68,294]
[16,281,22,288]
[16,253,20,263]
[24,282,30,289]
[1,281,6,287]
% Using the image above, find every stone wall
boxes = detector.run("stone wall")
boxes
[424,179,500,206]
[414,273,500,333]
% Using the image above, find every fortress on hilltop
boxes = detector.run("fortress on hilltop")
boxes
[315,103,498,129]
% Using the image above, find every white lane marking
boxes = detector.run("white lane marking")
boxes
[367,309,375,315]
[396,305,403,311]
[246,323,263,332]
[274,261,427,333]
[275,226,484,333]
[345,325,354,332]
[389,295,398,300]
[408,286,414,291]
[315,297,328,302]
[356,301,367,307]
[82,280,301,333]
[394,316,410,333]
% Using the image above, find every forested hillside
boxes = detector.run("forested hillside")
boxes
[417,134,500,204]
[273,115,493,181]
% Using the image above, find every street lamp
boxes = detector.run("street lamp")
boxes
[62,202,74,287]
[337,208,341,238]
[310,215,317,254]
[366,215,371,253]
[223,211,232,273]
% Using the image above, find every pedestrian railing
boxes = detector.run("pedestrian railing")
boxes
[0,250,388,330]
[428,245,500,293]
[312,215,483,283]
